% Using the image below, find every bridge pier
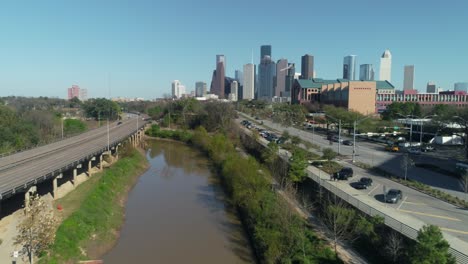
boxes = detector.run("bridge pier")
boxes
[99,154,103,171]
[88,159,92,176]
[52,173,63,199]
[73,167,78,186]
[24,186,37,206]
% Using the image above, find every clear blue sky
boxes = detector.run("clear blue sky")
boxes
[0,0,467,99]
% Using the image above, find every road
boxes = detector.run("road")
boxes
[238,112,468,245]
[0,118,144,199]
[244,113,467,201]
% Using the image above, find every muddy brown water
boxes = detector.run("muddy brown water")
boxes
[103,140,255,263]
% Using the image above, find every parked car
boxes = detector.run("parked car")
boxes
[266,134,279,142]
[343,140,353,146]
[385,144,399,152]
[385,189,403,203]
[354,177,373,189]
[334,167,354,180]
[331,135,343,143]
[407,147,421,155]
[117,121,122,125]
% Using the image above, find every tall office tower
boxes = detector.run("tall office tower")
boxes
[379,49,392,82]
[235,70,243,86]
[403,65,415,90]
[79,88,88,101]
[258,56,276,100]
[68,85,81,100]
[179,85,186,97]
[260,45,271,60]
[275,59,288,97]
[300,54,314,79]
[284,63,296,98]
[455,82,468,92]
[210,55,226,98]
[426,82,436,93]
[343,55,357,80]
[359,64,375,81]
[230,81,238,101]
[195,81,207,97]
[243,63,255,100]
[171,80,182,98]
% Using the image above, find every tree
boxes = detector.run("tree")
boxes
[322,148,337,161]
[288,148,308,183]
[14,194,58,264]
[83,98,121,121]
[291,135,301,145]
[410,225,456,264]
[382,102,421,121]
[63,119,87,136]
[385,231,404,264]
[323,197,356,255]
[401,153,414,180]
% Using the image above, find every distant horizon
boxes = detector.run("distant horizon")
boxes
[0,0,467,98]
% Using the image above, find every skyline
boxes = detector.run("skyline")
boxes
[0,0,467,99]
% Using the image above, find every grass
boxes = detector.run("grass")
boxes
[41,148,148,263]
[312,161,343,174]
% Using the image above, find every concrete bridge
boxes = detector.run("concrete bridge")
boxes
[0,117,146,209]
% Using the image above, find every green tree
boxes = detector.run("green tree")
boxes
[322,148,338,161]
[83,98,121,121]
[410,225,456,264]
[382,102,421,120]
[63,119,87,136]
[288,149,308,183]
[291,135,301,145]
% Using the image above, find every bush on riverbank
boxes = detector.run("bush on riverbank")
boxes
[177,126,339,263]
[41,148,148,263]
[146,124,193,142]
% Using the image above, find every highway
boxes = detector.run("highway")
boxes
[238,112,468,245]
[0,118,144,199]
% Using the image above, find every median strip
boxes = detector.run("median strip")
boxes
[397,209,461,222]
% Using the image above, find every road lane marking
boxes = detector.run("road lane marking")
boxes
[397,209,461,221]
[440,227,468,235]
[402,201,426,206]
[397,196,408,210]
[367,184,380,196]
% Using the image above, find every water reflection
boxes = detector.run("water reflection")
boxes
[104,139,254,263]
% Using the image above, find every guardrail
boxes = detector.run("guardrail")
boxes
[307,171,468,264]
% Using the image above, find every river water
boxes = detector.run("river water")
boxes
[103,140,255,263]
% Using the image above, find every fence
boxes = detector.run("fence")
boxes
[307,170,468,264]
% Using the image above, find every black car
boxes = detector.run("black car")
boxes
[343,140,353,146]
[354,177,373,189]
[334,167,354,180]
[385,189,403,203]
[117,121,122,125]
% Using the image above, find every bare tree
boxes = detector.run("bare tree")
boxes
[400,153,414,180]
[461,170,468,204]
[14,194,58,264]
[385,231,404,264]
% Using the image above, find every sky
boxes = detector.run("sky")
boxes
[0,0,467,99]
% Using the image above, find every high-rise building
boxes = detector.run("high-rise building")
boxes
[243,63,255,100]
[275,59,288,97]
[210,55,226,98]
[359,64,375,81]
[235,70,243,86]
[403,65,415,90]
[260,45,271,60]
[230,81,238,101]
[379,49,392,82]
[172,80,185,98]
[454,82,468,92]
[258,56,276,100]
[426,82,436,93]
[195,81,207,97]
[67,85,87,101]
[284,63,296,98]
[301,54,314,79]
[343,55,357,80]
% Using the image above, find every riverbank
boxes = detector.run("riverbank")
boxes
[41,148,149,264]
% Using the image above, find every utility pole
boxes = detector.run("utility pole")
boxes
[61,117,64,139]
[353,121,356,162]
[338,119,341,155]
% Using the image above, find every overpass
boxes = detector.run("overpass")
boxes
[0,117,146,203]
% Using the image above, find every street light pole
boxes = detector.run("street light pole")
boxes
[353,120,356,162]
[61,118,64,139]
[338,119,341,155]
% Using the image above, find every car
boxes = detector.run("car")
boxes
[276,137,286,144]
[385,145,399,152]
[266,134,279,142]
[333,167,354,180]
[421,145,435,152]
[354,177,373,189]
[407,147,421,155]
[385,189,402,203]
[343,140,353,146]
[117,121,122,125]
[331,135,343,143]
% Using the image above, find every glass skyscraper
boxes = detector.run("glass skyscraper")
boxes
[258,56,276,100]
[343,55,356,80]
[260,45,271,60]
[301,54,314,79]
[359,64,375,81]
[403,65,415,90]
[455,82,468,92]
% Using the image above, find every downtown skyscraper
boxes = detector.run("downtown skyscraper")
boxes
[258,45,276,100]
[403,65,415,90]
[301,54,314,79]
[195,81,207,97]
[260,45,271,60]
[210,55,226,98]
[379,49,392,82]
[275,59,288,97]
[359,64,375,81]
[243,63,255,100]
[343,55,356,80]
